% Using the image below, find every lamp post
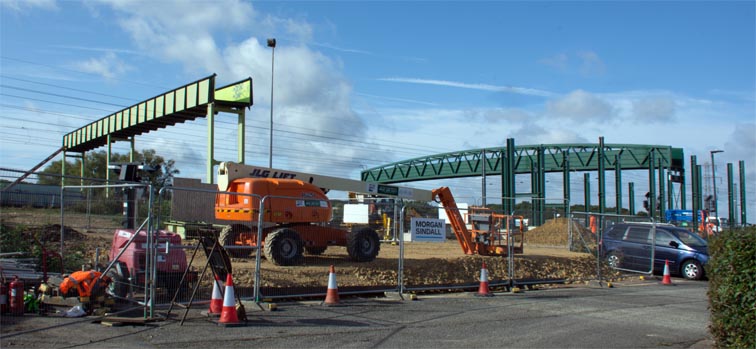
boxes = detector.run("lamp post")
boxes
[267,38,276,168]
[710,149,723,230]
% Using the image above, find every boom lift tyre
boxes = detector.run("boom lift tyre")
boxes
[219,224,254,258]
[347,228,381,262]
[263,228,305,266]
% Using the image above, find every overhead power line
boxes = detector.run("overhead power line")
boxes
[0,84,128,108]
[0,74,138,102]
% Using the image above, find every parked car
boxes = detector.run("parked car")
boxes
[600,222,708,280]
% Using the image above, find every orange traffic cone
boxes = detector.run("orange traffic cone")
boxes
[209,273,224,315]
[218,273,241,325]
[324,265,340,305]
[476,262,493,297]
[661,260,673,285]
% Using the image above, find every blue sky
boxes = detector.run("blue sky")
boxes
[1,0,754,220]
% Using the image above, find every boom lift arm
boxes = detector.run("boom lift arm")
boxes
[218,162,434,200]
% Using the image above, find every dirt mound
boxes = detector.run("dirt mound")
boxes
[26,224,86,243]
[525,218,596,250]
[221,242,620,290]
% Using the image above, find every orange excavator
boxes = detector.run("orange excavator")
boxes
[432,186,524,256]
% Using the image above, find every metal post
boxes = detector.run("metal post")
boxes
[267,38,276,168]
[598,137,605,216]
[562,150,571,215]
[62,151,66,187]
[680,169,687,210]
[691,156,698,229]
[538,146,546,225]
[530,158,537,224]
[129,137,135,162]
[648,149,656,221]
[615,154,622,215]
[501,138,516,214]
[584,173,591,226]
[727,163,734,228]
[658,161,665,220]
[628,182,635,214]
[206,103,215,183]
[696,165,704,231]
[710,150,723,229]
[481,149,486,206]
[238,109,245,164]
[739,161,747,227]
[80,152,85,188]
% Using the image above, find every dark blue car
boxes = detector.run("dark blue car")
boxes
[600,222,708,280]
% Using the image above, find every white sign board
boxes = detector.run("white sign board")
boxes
[343,204,369,224]
[438,202,468,224]
[410,218,446,242]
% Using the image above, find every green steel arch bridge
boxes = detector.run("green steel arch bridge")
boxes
[360,138,745,227]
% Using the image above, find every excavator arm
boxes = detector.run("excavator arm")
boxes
[433,186,522,257]
[431,186,476,255]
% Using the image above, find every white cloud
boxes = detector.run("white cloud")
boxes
[378,78,555,97]
[631,97,676,123]
[724,123,756,175]
[545,90,616,121]
[576,50,606,76]
[311,42,373,55]
[478,108,533,123]
[96,0,256,76]
[1,0,56,12]
[87,0,375,178]
[538,53,569,71]
[540,50,606,77]
[508,123,589,145]
[71,52,132,79]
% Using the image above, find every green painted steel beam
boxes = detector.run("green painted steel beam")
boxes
[63,75,217,153]
[658,160,665,219]
[361,143,685,184]
[61,75,254,155]
[615,154,622,215]
[598,137,606,215]
[739,161,747,226]
[691,156,699,228]
[648,150,657,220]
[727,163,735,226]
[629,182,636,214]
[562,150,571,214]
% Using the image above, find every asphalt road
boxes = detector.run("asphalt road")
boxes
[1,277,712,348]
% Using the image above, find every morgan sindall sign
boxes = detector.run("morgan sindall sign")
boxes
[410,218,446,242]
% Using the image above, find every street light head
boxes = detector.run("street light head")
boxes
[267,38,276,48]
[710,149,723,154]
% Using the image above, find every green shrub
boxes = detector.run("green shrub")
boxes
[707,227,756,348]
[0,224,31,254]
[0,223,90,274]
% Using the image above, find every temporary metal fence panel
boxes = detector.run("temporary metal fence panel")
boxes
[62,183,158,318]
[399,202,530,292]
[154,186,402,304]
[155,186,258,308]
[255,195,400,300]
[571,211,656,283]
[1,168,113,228]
